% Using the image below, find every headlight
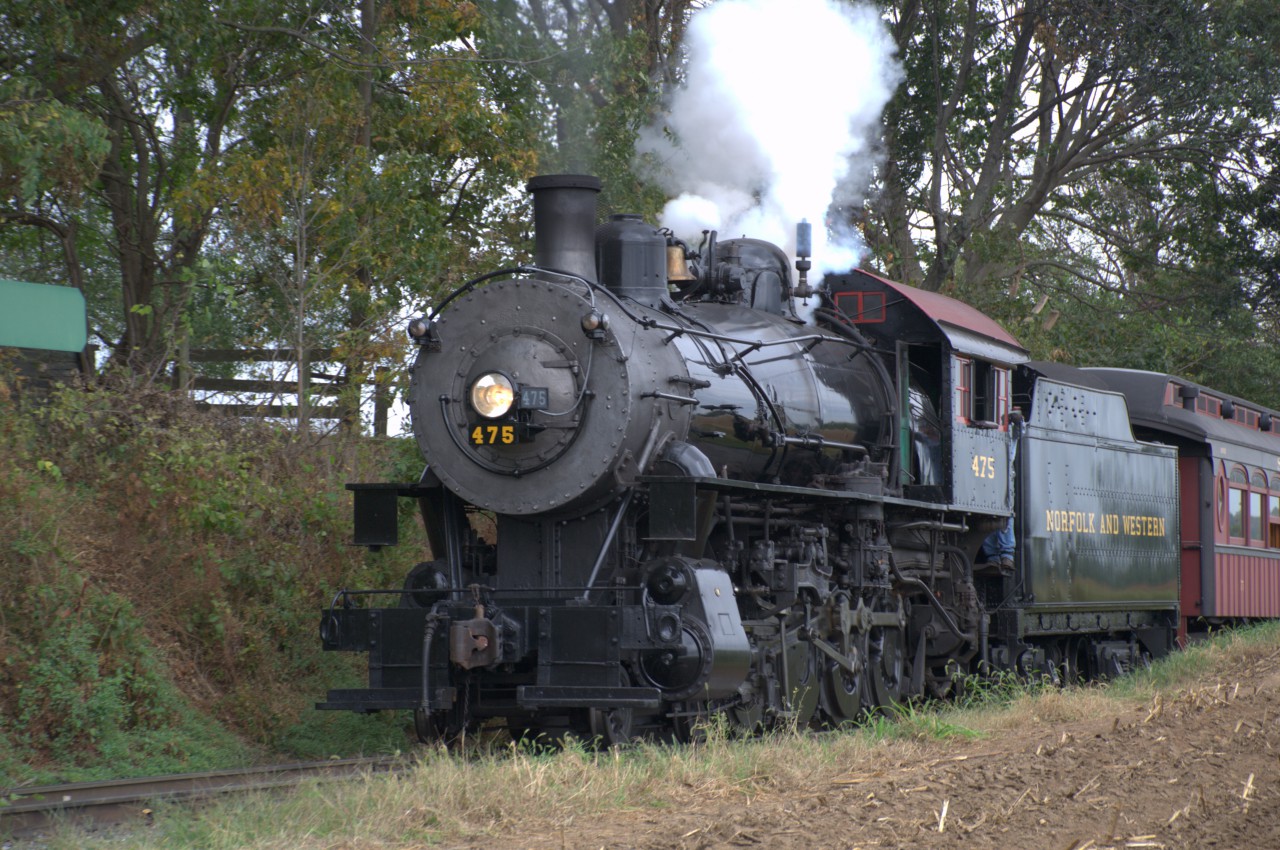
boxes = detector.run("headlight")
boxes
[470,372,515,418]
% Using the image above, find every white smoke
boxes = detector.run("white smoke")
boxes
[637,0,901,278]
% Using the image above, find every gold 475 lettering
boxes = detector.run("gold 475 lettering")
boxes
[471,424,515,445]
[971,454,996,479]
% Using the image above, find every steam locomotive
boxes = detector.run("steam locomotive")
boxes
[318,175,1280,744]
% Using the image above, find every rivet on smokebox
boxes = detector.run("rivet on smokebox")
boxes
[715,587,721,597]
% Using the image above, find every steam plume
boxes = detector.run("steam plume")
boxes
[638,0,901,277]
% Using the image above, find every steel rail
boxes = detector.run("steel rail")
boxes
[0,755,403,837]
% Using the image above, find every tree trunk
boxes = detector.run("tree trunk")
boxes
[341,0,379,433]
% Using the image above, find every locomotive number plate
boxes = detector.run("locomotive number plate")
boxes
[519,386,549,410]
[470,424,517,445]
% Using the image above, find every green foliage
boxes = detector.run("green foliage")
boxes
[478,0,679,220]
[1,571,244,781]
[871,0,1280,397]
[179,1,548,406]
[862,703,983,742]
[0,451,249,779]
[950,666,1049,712]
[0,375,420,780]
[0,0,550,377]
[0,78,109,202]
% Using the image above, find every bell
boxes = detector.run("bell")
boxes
[666,246,695,282]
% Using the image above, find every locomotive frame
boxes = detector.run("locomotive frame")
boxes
[318,175,1192,744]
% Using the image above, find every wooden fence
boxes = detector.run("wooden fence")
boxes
[172,348,394,436]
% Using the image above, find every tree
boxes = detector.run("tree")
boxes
[206,0,543,428]
[0,0,543,398]
[869,0,1280,293]
[482,0,702,215]
[0,0,305,377]
[856,0,1280,401]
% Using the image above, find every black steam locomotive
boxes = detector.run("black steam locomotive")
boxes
[318,174,1195,743]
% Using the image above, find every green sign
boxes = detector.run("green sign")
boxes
[0,279,87,352]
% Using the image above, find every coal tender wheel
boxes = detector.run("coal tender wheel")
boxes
[865,625,906,712]
[818,633,867,725]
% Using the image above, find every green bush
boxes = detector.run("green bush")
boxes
[0,372,424,781]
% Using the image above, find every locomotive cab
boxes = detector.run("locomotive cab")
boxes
[821,270,1027,518]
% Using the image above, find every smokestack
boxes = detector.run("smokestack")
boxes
[526,174,602,284]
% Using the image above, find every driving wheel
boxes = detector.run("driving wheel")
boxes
[818,632,868,725]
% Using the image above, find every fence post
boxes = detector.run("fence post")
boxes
[176,336,191,390]
[373,365,390,437]
[297,347,310,431]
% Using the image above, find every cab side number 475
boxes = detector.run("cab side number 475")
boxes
[971,454,996,479]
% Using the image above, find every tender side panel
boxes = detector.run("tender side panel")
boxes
[1020,380,1179,607]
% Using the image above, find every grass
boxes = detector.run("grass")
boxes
[25,621,1280,849]
[868,704,986,742]
[1114,620,1280,696]
[33,732,889,850]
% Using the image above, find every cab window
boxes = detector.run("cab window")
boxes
[953,356,1009,429]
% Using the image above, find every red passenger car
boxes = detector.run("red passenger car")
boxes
[1087,369,1280,640]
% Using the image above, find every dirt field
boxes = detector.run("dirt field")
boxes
[488,644,1280,850]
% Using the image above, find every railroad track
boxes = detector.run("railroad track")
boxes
[0,756,403,838]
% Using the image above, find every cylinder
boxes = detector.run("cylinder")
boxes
[527,174,602,284]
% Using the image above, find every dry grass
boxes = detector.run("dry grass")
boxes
[39,623,1280,849]
[981,687,1124,730]
[40,731,903,849]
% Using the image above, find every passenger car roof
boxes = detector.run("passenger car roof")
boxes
[1085,367,1280,468]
